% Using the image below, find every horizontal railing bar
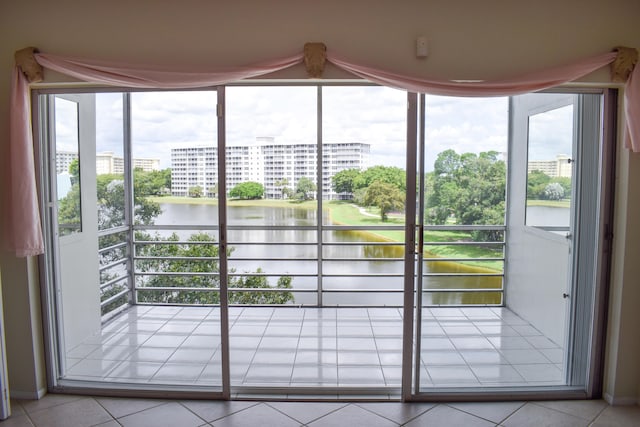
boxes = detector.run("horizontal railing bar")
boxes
[321,242,405,246]
[422,225,506,231]
[227,225,317,231]
[133,224,506,232]
[136,286,306,293]
[132,256,504,263]
[135,240,222,246]
[422,288,503,293]
[132,301,501,308]
[134,272,318,277]
[98,241,128,255]
[422,273,504,277]
[133,239,504,247]
[99,275,128,290]
[133,225,220,231]
[100,289,129,307]
[99,258,127,272]
[101,302,131,322]
[134,271,221,277]
[135,256,219,262]
[132,287,502,294]
[321,225,404,231]
[226,242,318,246]
[531,226,570,232]
[98,225,129,237]
[423,241,504,246]
[134,271,503,278]
[135,287,219,292]
[227,257,404,262]
[422,257,504,262]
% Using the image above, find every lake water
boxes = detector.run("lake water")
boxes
[151,203,568,306]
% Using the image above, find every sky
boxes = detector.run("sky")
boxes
[54,86,574,172]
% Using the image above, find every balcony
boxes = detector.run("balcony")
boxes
[65,305,562,389]
[73,224,564,391]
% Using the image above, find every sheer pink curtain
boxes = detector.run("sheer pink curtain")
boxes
[34,52,304,88]
[4,49,638,257]
[3,53,304,257]
[2,68,44,257]
[327,51,618,97]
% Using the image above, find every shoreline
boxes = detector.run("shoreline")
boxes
[149,196,503,272]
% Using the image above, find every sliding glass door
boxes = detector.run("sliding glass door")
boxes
[37,85,612,399]
[411,90,610,397]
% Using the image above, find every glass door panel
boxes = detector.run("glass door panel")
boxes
[129,91,222,387]
[45,90,225,390]
[225,86,318,387]
[52,94,102,382]
[416,95,515,390]
[413,91,605,395]
[321,86,407,313]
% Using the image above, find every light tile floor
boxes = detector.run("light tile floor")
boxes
[6,394,640,426]
[64,306,564,389]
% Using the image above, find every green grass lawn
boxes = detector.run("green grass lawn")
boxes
[526,199,571,208]
[149,197,503,271]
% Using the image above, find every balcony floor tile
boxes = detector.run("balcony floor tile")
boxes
[62,306,564,389]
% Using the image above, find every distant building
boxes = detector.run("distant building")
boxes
[170,138,370,199]
[527,154,572,178]
[56,151,161,176]
[55,151,78,175]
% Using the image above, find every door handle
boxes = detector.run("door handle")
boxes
[563,293,570,299]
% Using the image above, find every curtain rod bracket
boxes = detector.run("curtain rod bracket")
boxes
[612,46,638,83]
[15,47,43,83]
[304,42,327,78]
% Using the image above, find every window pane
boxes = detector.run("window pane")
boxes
[526,103,573,228]
[55,97,81,236]
[424,96,508,227]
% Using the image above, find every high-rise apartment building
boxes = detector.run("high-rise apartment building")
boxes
[170,138,370,199]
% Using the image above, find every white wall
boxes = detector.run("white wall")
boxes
[1,0,639,401]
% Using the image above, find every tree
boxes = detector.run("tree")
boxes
[68,158,80,184]
[188,185,204,198]
[427,150,506,241]
[229,181,265,199]
[134,168,171,196]
[274,178,290,199]
[355,165,406,192]
[331,169,361,197]
[551,176,571,199]
[207,184,219,198]
[363,181,405,221]
[544,182,565,200]
[294,176,316,200]
[527,170,552,199]
[135,232,294,305]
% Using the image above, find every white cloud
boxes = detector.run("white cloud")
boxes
[88,87,513,171]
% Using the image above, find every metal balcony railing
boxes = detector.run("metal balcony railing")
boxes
[97,223,505,320]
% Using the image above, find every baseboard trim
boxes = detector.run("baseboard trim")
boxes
[603,392,638,406]
[10,387,46,400]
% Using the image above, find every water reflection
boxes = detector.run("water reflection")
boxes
[155,203,502,305]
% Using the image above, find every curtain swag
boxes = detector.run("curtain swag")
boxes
[3,45,639,257]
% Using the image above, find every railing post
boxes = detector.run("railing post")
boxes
[123,92,136,307]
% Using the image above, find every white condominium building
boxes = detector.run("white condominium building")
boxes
[55,151,78,175]
[96,152,161,175]
[56,151,160,176]
[527,154,572,178]
[170,137,370,199]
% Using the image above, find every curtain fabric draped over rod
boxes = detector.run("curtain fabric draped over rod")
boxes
[3,46,639,257]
